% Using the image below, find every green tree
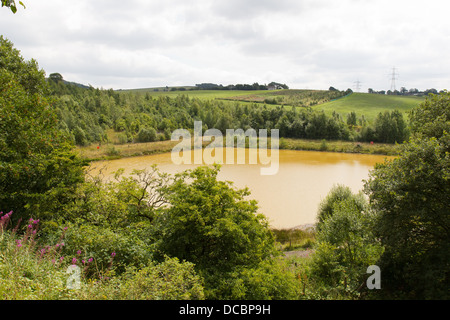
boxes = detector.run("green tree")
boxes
[0,36,85,221]
[208,258,301,300]
[316,184,367,231]
[73,126,89,146]
[1,0,25,13]
[346,111,357,126]
[365,93,450,299]
[311,191,382,298]
[154,165,279,298]
[155,165,276,272]
[373,110,408,143]
[48,72,63,82]
[135,127,157,143]
[409,91,450,139]
[114,257,205,300]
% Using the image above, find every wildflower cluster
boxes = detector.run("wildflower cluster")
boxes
[70,249,96,278]
[1,211,119,294]
[0,210,13,231]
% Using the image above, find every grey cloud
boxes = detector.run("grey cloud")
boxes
[210,0,306,20]
[1,0,449,91]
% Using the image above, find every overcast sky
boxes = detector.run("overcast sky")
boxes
[1,0,449,91]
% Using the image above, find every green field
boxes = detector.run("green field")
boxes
[123,88,348,109]
[313,93,425,121]
[218,89,346,108]
[121,88,274,100]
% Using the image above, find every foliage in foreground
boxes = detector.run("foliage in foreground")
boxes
[0,35,86,224]
[364,91,450,299]
[308,187,383,299]
[365,134,449,299]
[0,213,204,300]
[0,164,305,300]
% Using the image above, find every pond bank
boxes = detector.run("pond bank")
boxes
[76,138,401,162]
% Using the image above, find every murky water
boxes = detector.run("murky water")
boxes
[87,148,393,229]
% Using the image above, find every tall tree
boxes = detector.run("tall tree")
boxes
[0,36,85,221]
[409,91,450,139]
[155,165,277,274]
[365,93,450,299]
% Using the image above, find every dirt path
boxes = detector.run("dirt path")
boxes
[283,249,314,258]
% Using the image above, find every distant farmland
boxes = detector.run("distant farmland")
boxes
[120,88,271,100]
[313,92,425,121]
[127,88,350,108]
[120,88,426,122]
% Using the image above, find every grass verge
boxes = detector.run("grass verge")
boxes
[76,137,401,162]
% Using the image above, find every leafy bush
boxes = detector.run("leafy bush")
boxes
[0,213,204,300]
[61,223,152,275]
[363,93,449,299]
[365,134,450,299]
[316,184,367,231]
[310,189,383,298]
[0,36,85,222]
[109,257,204,300]
[0,215,76,299]
[135,127,157,143]
[205,259,301,300]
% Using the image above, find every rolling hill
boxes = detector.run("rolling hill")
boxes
[121,87,426,122]
[313,92,425,121]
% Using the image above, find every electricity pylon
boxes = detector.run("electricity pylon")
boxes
[353,79,362,92]
[390,67,399,92]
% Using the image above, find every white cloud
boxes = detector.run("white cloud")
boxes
[1,0,449,91]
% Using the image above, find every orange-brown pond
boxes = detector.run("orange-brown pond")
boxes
[88,148,394,229]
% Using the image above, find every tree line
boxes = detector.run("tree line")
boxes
[47,75,410,147]
[369,87,443,96]
[194,81,289,91]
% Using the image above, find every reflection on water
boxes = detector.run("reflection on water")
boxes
[88,148,394,229]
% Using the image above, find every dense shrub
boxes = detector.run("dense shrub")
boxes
[310,188,383,298]
[316,184,367,231]
[205,258,301,300]
[0,213,203,300]
[135,127,157,143]
[364,93,450,299]
[0,36,85,222]
[61,223,152,274]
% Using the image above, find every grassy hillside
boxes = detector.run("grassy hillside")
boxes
[314,93,425,121]
[122,89,425,122]
[120,88,273,100]
[218,89,348,108]
[123,88,350,109]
